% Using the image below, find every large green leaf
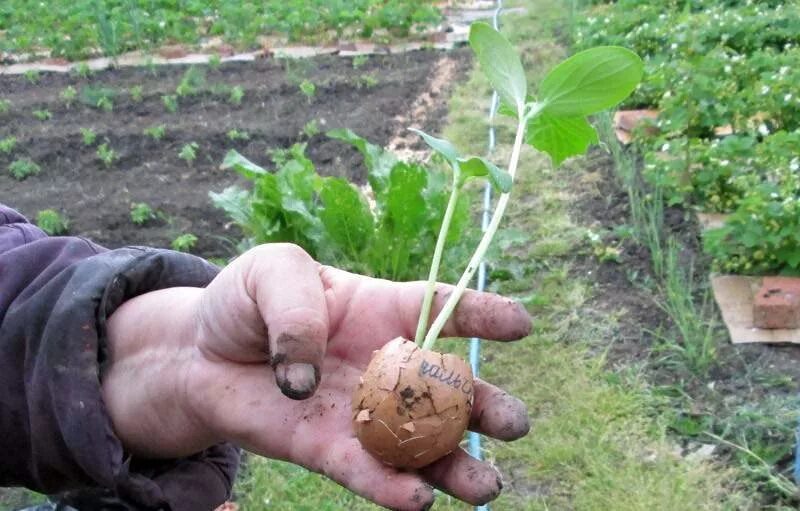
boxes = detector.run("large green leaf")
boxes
[327,128,397,195]
[409,128,461,162]
[539,46,643,116]
[220,149,268,179]
[526,113,599,166]
[385,163,428,239]
[458,156,512,193]
[469,22,527,115]
[209,186,252,227]
[319,177,374,260]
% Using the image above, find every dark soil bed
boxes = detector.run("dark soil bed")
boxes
[0,49,471,259]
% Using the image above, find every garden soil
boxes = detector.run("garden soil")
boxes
[0,49,471,259]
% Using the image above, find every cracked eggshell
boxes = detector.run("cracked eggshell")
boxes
[352,337,474,469]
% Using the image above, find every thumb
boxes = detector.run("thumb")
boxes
[244,244,329,400]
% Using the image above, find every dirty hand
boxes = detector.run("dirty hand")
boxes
[102,244,532,510]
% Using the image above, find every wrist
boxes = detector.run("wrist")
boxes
[101,286,217,458]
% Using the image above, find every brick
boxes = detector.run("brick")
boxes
[753,277,800,329]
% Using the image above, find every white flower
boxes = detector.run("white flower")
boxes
[720,160,730,167]
[661,143,670,152]
[724,65,732,74]
[758,123,770,136]
[670,43,678,50]
[780,66,790,75]
[791,158,799,172]
[785,94,793,103]
[761,85,770,95]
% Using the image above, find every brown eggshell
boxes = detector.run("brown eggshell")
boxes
[352,337,474,469]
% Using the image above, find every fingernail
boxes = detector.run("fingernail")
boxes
[275,362,319,400]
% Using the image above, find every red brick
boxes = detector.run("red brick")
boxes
[753,277,800,329]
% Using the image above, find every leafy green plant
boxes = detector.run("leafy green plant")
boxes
[33,109,51,121]
[162,94,178,113]
[0,99,10,114]
[352,54,369,69]
[0,136,16,154]
[24,69,40,84]
[72,62,92,78]
[129,85,143,102]
[226,129,250,141]
[80,127,97,146]
[299,79,316,101]
[171,233,198,252]
[60,86,77,106]
[357,74,379,89]
[301,119,320,138]
[179,142,199,165]
[8,158,41,180]
[96,96,113,112]
[36,209,69,235]
[229,85,244,105]
[176,66,206,97]
[144,124,166,140]
[130,202,156,225]
[96,143,117,168]
[208,53,222,70]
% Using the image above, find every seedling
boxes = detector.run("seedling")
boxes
[208,53,222,71]
[299,79,316,102]
[130,202,156,225]
[35,209,68,235]
[226,129,250,141]
[8,158,41,180]
[24,69,40,84]
[179,142,199,165]
[352,22,643,469]
[72,62,92,79]
[96,96,113,112]
[229,85,244,105]
[130,85,144,102]
[0,136,16,154]
[176,66,205,97]
[171,233,198,252]
[96,143,117,168]
[33,109,51,121]
[60,86,77,106]
[80,128,97,146]
[301,119,320,138]
[162,94,178,113]
[352,54,369,69]
[144,124,166,140]
[357,74,378,89]
[0,99,9,114]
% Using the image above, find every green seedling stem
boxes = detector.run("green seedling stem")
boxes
[421,116,526,350]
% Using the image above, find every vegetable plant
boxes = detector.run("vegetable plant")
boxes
[0,99,10,114]
[171,233,198,252]
[176,66,206,97]
[179,142,199,165]
[229,85,244,105]
[35,209,68,235]
[144,124,166,140]
[130,202,156,225]
[33,109,52,121]
[60,86,77,106]
[162,94,178,113]
[299,79,316,102]
[8,158,41,180]
[301,119,320,138]
[0,136,16,155]
[24,70,40,84]
[226,129,250,141]
[352,23,642,469]
[130,85,144,102]
[80,127,97,146]
[208,54,222,71]
[96,143,117,168]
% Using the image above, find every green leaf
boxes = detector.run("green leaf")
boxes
[385,163,428,238]
[458,156,512,193]
[327,129,397,195]
[469,22,527,115]
[319,177,374,260]
[539,46,643,116]
[409,128,460,162]
[220,150,267,179]
[526,113,599,166]
[209,186,251,227]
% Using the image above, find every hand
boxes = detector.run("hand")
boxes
[102,244,532,510]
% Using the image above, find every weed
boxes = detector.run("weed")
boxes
[228,85,244,105]
[178,142,199,165]
[9,158,41,180]
[35,209,68,235]
[24,70,40,84]
[96,143,117,168]
[143,124,166,140]
[0,136,17,154]
[130,202,156,225]
[80,128,97,146]
[32,109,51,121]
[60,86,77,106]
[301,119,320,138]
[162,94,178,113]
[129,85,143,102]
[171,233,198,252]
[299,79,316,102]
[226,129,250,141]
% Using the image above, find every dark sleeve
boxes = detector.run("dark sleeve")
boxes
[0,204,240,510]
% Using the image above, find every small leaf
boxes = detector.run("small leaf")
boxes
[220,150,267,179]
[459,156,512,193]
[409,128,460,162]
[539,46,643,116]
[526,113,599,166]
[469,22,527,115]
